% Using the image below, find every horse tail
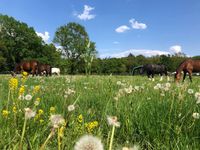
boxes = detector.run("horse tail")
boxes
[132,65,144,75]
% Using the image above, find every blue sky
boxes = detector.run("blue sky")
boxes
[1,0,200,57]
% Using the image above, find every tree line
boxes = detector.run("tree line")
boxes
[0,14,199,75]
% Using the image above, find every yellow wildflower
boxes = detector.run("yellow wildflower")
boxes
[85,121,98,133]
[38,109,44,115]
[78,114,83,123]
[58,126,65,137]
[50,107,56,114]
[22,71,28,77]
[2,110,9,118]
[12,106,17,113]
[39,119,44,124]
[19,85,25,95]
[36,97,41,102]
[33,85,40,94]
[9,77,18,90]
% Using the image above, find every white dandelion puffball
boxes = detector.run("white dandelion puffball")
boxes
[187,89,194,94]
[74,135,104,150]
[192,112,200,119]
[18,95,25,100]
[107,116,120,127]
[68,104,75,112]
[122,145,140,150]
[25,94,32,101]
[24,108,36,119]
[122,147,129,150]
[195,92,200,99]
[116,81,122,85]
[50,114,65,128]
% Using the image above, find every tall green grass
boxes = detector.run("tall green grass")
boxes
[0,75,199,149]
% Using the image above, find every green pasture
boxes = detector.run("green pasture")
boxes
[0,75,199,149]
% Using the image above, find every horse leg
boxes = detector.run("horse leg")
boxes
[188,71,192,82]
[147,73,151,80]
[152,74,155,81]
[32,68,36,77]
[182,72,187,82]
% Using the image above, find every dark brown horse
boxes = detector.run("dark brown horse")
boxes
[12,60,39,76]
[175,59,200,82]
[133,64,169,81]
[38,63,52,76]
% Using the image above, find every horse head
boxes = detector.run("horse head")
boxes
[174,71,181,82]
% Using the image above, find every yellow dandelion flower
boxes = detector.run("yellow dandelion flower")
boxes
[78,114,83,123]
[2,110,9,118]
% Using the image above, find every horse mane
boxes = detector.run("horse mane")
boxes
[176,59,188,73]
[132,65,143,75]
[133,65,143,70]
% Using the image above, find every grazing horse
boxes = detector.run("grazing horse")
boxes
[133,64,169,81]
[175,59,200,82]
[132,65,143,75]
[38,63,52,76]
[12,60,39,76]
[51,68,60,76]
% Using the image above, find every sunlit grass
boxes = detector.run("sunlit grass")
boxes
[0,74,199,149]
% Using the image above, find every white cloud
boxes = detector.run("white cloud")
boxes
[169,45,182,54]
[115,25,130,33]
[36,31,50,42]
[129,19,147,29]
[77,5,96,20]
[100,49,169,58]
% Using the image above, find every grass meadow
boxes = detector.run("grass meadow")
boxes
[0,74,200,150]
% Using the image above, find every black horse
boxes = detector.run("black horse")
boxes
[132,64,169,81]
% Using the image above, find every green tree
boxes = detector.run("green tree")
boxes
[81,40,97,76]
[53,22,96,74]
[0,14,61,71]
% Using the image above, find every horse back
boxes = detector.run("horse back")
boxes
[191,60,200,72]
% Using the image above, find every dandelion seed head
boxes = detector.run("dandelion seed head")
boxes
[107,116,120,127]
[24,108,36,119]
[192,112,200,119]
[187,89,194,94]
[68,104,75,112]
[74,135,103,150]
[50,114,65,128]
[25,94,32,101]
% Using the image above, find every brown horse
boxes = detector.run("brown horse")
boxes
[13,60,39,76]
[38,63,52,76]
[175,59,200,82]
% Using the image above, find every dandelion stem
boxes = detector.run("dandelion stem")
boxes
[40,130,54,150]
[6,90,10,110]
[108,126,115,150]
[19,118,27,150]
[73,95,80,105]
[58,127,61,150]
